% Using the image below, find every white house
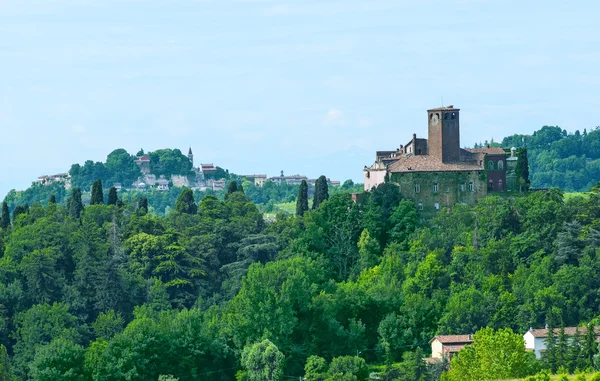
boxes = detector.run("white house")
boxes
[524,326,600,359]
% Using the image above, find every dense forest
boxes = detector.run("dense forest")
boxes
[2,176,600,380]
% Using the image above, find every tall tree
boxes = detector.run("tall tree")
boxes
[296,180,309,217]
[90,179,104,205]
[227,181,238,194]
[545,325,558,373]
[175,188,197,214]
[583,323,597,370]
[107,187,118,206]
[12,204,28,222]
[137,197,148,215]
[49,194,56,204]
[0,201,9,229]
[313,175,329,210]
[0,344,12,381]
[516,147,530,191]
[67,188,83,219]
[241,339,285,381]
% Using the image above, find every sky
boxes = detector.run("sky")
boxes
[1,0,599,197]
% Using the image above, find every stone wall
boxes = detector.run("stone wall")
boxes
[389,170,487,214]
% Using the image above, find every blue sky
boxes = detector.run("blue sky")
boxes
[1,0,599,197]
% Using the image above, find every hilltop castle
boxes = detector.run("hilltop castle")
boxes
[364,106,527,213]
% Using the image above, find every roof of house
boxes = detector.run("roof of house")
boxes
[243,174,267,179]
[429,335,474,344]
[137,155,151,162]
[528,326,600,338]
[387,154,483,173]
[464,148,507,155]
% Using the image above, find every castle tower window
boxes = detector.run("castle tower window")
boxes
[433,183,438,193]
[488,180,494,191]
[498,160,504,170]
[488,161,495,170]
[498,180,503,191]
[451,112,456,119]
[461,183,466,192]
[444,113,449,120]
[418,201,423,210]
[415,184,421,193]
[468,182,473,192]
[434,202,440,210]
[445,186,450,193]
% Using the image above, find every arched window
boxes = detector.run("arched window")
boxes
[498,160,504,170]
[429,113,433,120]
[488,180,494,191]
[451,112,456,119]
[488,161,495,170]
[418,201,423,210]
[444,113,449,120]
[498,179,503,191]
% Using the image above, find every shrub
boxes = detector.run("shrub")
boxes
[558,375,569,381]
[574,374,587,381]
[535,370,551,381]
[589,373,600,381]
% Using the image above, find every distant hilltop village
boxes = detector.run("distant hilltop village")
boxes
[364,105,529,213]
[36,147,340,192]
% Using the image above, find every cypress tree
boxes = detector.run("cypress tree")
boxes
[91,179,104,205]
[568,328,582,373]
[107,187,118,206]
[137,197,148,215]
[296,180,309,216]
[583,323,597,369]
[49,194,56,204]
[0,202,9,229]
[546,325,557,373]
[557,326,568,368]
[312,175,329,210]
[516,148,530,191]
[175,188,197,214]
[12,204,28,222]
[67,188,84,219]
[227,181,238,194]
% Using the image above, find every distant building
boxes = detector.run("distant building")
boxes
[211,179,226,191]
[427,335,474,362]
[135,155,151,174]
[269,171,308,185]
[156,176,169,191]
[243,174,268,187]
[188,147,194,167]
[201,163,217,173]
[364,106,528,213]
[524,327,600,359]
[308,177,340,187]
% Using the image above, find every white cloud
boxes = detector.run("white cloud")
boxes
[323,108,345,126]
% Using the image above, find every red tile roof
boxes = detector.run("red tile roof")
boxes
[387,154,482,173]
[528,326,600,338]
[137,155,150,161]
[430,335,473,344]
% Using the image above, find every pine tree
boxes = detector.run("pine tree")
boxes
[296,180,309,217]
[568,328,582,373]
[12,204,28,222]
[227,181,238,194]
[90,179,104,205]
[516,148,530,191]
[49,194,56,204]
[107,187,118,206]
[67,188,84,219]
[175,188,197,214]
[583,323,597,370]
[546,325,558,373]
[0,202,9,230]
[0,344,12,381]
[557,326,568,369]
[313,175,329,210]
[137,197,148,215]
[239,183,245,194]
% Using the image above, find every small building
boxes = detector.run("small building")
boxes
[269,171,308,185]
[113,183,122,191]
[429,335,473,361]
[212,179,226,191]
[201,163,217,173]
[524,327,600,359]
[156,177,169,191]
[243,174,268,187]
[135,155,151,174]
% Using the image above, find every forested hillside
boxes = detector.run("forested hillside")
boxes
[500,125,600,191]
[1,181,600,380]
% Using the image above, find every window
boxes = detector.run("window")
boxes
[366,172,370,179]
[434,202,440,210]
[461,183,466,192]
[498,160,504,170]
[444,113,449,120]
[488,180,494,191]
[433,183,438,193]
[415,184,420,193]
[445,187,450,193]
[418,201,423,210]
[488,161,495,170]
[498,180,503,191]
[429,113,433,120]
[451,112,456,119]
[479,160,483,167]
[468,182,473,192]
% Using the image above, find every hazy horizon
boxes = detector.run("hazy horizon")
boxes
[1,0,599,197]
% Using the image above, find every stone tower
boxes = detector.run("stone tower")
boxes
[188,147,194,167]
[427,106,460,163]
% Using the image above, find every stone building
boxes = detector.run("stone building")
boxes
[364,106,527,213]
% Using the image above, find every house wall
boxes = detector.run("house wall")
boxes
[431,339,443,359]
[523,332,547,359]
[364,169,387,191]
[486,154,507,192]
[389,170,487,214]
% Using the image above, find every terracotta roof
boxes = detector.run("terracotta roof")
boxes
[387,154,482,173]
[464,148,507,155]
[137,155,150,161]
[528,326,600,338]
[428,106,460,111]
[430,335,473,344]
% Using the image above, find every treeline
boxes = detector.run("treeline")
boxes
[2,178,600,379]
[500,125,600,191]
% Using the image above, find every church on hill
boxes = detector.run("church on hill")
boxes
[364,106,529,213]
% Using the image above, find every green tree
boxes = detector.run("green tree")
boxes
[12,204,28,222]
[516,147,530,191]
[91,310,124,341]
[0,344,12,381]
[327,356,369,381]
[228,181,239,194]
[49,194,56,204]
[296,180,309,217]
[67,188,84,219]
[107,186,118,206]
[90,179,104,205]
[138,197,149,215]
[241,339,285,381]
[29,338,85,381]
[0,201,9,229]
[584,324,597,370]
[304,355,328,381]
[313,175,329,210]
[175,188,197,214]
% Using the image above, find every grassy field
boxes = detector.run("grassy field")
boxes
[506,373,598,381]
